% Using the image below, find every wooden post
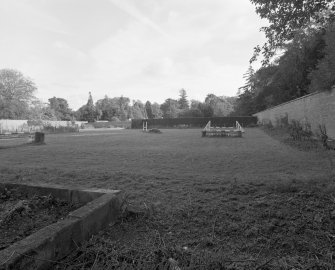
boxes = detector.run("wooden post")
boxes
[34,132,45,144]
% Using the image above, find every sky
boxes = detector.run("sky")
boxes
[0,0,267,110]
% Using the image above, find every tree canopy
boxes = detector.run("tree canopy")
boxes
[308,23,335,92]
[178,89,189,110]
[250,0,335,64]
[145,101,154,119]
[234,1,335,116]
[48,97,74,121]
[76,92,98,122]
[0,69,37,119]
[160,98,180,119]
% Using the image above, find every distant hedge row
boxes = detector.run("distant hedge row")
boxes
[88,121,131,129]
[131,117,257,129]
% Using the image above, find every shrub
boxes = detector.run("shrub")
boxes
[247,123,258,128]
[288,120,313,141]
[264,120,273,129]
[42,125,79,133]
[275,114,289,128]
[148,128,162,134]
[111,117,120,122]
[318,124,335,150]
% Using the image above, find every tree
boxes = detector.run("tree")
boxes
[151,102,163,118]
[308,22,335,91]
[238,66,255,94]
[260,31,325,102]
[86,92,96,122]
[250,0,335,64]
[233,90,257,116]
[118,96,130,120]
[94,96,131,121]
[76,92,97,122]
[183,99,204,117]
[0,69,37,119]
[178,108,203,118]
[131,100,146,119]
[95,95,116,121]
[178,89,189,109]
[160,98,180,118]
[198,102,214,117]
[145,101,154,119]
[233,25,331,116]
[204,94,235,116]
[233,67,258,116]
[28,100,57,121]
[48,97,73,120]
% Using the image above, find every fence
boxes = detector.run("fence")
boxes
[131,117,257,129]
[253,87,335,139]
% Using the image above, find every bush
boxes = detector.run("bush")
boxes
[317,124,335,150]
[288,120,313,141]
[111,117,120,122]
[42,125,79,133]
[247,123,258,128]
[148,128,162,134]
[264,120,273,129]
[275,115,288,128]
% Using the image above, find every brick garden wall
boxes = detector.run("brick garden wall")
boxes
[253,88,335,139]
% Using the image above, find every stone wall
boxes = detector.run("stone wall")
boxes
[0,120,87,133]
[253,88,335,139]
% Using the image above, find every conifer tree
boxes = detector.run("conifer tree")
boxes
[178,89,189,109]
[86,92,96,122]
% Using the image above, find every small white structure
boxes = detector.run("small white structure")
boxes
[202,121,244,137]
[142,121,148,132]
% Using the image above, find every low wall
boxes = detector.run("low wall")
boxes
[253,88,335,138]
[0,120,87,133]
[0,183,123,270]
[0,120,28,132]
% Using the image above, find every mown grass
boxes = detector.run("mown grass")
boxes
[0,128,334,269]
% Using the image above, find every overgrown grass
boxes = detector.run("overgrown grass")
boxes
[55,179,335,269]
[0,129,334,269]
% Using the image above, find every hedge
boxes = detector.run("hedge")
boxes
[131,117,257,129]
[90,121,131,129]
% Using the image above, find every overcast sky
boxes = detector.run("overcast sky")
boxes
[0,0,267,109]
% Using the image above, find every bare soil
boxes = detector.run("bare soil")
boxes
[0,188,81,250]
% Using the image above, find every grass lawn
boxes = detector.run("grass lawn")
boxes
[0,128,335,269]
